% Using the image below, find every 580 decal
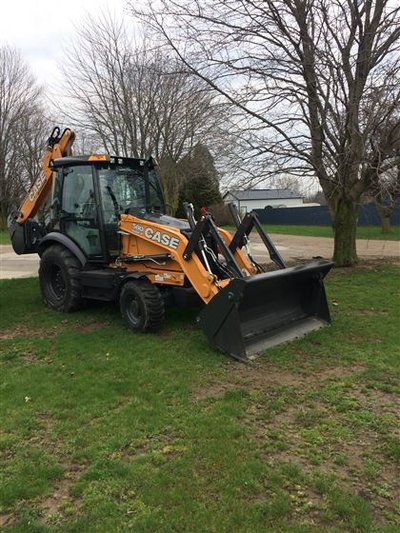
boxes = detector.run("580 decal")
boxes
[131,224,180,250]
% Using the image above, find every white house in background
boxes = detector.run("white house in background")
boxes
[223,188,304,213]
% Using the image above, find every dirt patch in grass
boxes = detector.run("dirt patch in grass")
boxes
[335,258,400,272]
[39,463,84,521]
[77,321,109,333]
[2,410,86,529]
[352,388,400,413]
[0,464,86,529]
[0,325,56,341]
[255,387,400,522]
[15,349,54,365]
[115,434,187,463]
[214,352,400,525]
[353,308,390,316]
[269,430,400,520]
[191,382,235,401]
[158,329,177,339]
[0,513,14,528]
[1,433,86,530]
[192,362,365,400]
[0,321,111,341]
[25,413,59,449]
[314,365,366,380]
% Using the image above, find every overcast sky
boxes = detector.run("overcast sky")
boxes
[0,0,127,88]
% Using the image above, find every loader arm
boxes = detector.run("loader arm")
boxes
[119,213,237,303]
[16,127,75,224]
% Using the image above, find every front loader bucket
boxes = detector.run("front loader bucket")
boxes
[198,260,333,362]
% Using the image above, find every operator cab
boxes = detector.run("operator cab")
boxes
[49,155,165,261]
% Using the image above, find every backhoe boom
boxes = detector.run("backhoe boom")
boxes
[16,127,75,224]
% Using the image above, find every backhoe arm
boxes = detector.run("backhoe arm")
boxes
[16,127,75,224]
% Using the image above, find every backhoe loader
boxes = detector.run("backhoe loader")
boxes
[9,127,333,361]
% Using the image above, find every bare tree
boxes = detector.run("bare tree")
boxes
[365,103,400,233]
[130,0,400,265]
[371,163,400,233]
[59,14,226,214]
[0,46,46,229]
[304,188,327,205]
[268,175,306,197]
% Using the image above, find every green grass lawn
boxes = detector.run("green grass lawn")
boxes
[1,264,399,531]
[266,225,400,240]
[225,224,400,240]
[0,230,10,244]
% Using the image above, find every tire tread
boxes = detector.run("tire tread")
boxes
[39,244,83,312]
[120,279,164,332]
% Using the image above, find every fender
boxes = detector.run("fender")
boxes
[116,272,149,296]
[119,272,148,288]
[124,272,148,281]
[78,270,149,302]
[38,232,87,266]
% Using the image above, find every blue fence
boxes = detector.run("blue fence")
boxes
[254,202,400,226]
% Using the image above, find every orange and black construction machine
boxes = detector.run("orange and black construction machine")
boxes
[9,127,333,361]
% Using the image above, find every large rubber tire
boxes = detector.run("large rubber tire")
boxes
[39,244,83,312]
[120,280,165,332]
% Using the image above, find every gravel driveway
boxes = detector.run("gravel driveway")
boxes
[250,233,400,263]
[0,245,41,279]
[1,235,399,280]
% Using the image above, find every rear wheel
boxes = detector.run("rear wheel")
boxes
[39,244,83,311]
[120,280,165,332]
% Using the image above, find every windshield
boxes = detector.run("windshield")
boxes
[99,165,164,219]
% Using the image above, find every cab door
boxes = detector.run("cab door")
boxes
[59,165,103,258]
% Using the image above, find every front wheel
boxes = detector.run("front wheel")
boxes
[39,244,83,311]
[120,280,165,332]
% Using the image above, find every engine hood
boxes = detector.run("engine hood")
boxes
[142,212,191,231]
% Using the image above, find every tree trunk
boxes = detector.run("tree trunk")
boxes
[381,215,391,234]
[0,206,8,231]
[330,198,359,266]
[374,200,392,234]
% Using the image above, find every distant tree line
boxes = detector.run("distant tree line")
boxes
[0,46,49,230]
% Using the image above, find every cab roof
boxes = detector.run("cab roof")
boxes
[49,155,146,169]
